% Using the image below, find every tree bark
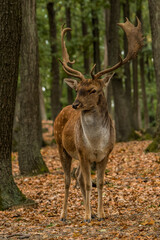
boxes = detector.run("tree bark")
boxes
[136,0,149,130]
[65,4,74,104]
[18,0,49,175]
[47,2,61,121]
[39,86,47,121]
[132,57,140,130]
[104,7,112,113]
[91,2,101,73]
[0,0,33,210]
[123,1,133,129]
[81,1,90,75]
[146,0,160,152]
[140,54,149,129]
[108,0,131,141]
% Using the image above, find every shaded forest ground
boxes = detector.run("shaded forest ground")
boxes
[0,121,160,239]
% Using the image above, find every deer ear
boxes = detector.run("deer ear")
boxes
[102,73,115,87]
[64,78,78,90]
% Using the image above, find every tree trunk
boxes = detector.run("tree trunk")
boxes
[136,1,149,130]
[132,57,140,130]
[140,54,149,129]
[123,1,133,129]
[146,0,160,152]
[47,2,61,121]
[39,86,47,121]
[18,0,49,175]
[108,0,131,141]
[81,1,90,75]
[0,0,33,210]
[65,4,74,104]
[12,91,20,152]
[104,8,110,69]
[91,2,101,72]
[104,7,112,113]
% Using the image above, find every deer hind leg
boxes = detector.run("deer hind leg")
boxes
[58,146,72,221]
[96,157,108,220]
[76,166,86,204]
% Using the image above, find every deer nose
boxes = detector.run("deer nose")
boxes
[72,100,80,109]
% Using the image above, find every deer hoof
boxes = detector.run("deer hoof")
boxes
[84,219,91,223]
[91,214,96,219]
[60,217,66,222]
[98,218,105,221]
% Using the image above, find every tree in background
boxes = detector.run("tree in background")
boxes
[47,2,61,121]
[122,0,133,129]
[108,0,132,141]
[65,1,74,104]
[0,0,33,210]
[137,0,149,130]
[81,0,90,75]
[146,0,160,152]
[18,0,49,175]
[91,0,101,73]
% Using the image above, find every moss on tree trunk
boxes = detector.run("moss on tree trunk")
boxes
[0,175,34,210]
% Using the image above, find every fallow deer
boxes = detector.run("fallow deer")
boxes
[54,18,144,222]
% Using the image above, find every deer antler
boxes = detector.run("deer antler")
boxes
[92,17,144,80]
[59,25,85,81]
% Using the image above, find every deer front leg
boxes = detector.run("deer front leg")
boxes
[59,147,72,221]
[96,157,108,220]
[79,158,92,222]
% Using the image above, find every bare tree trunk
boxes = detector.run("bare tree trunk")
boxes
[18,0,49,175]
[65,4,74,104]
[81,0,90,75]
[146,0,160,152]
[47,2,61,121]
[140,54,149,129]
[0,0,33,210]
[136,1,149,129]
[104,7,112,113]
[132,57,139,130]
[39,86,47,121]
[123,1,133,129]
[91,1,101,72]
[108,0,132,141]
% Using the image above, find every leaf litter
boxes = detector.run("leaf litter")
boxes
[0,122,160,239]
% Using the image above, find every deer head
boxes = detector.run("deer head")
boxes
[64,74,114,110]
[59,17,144,110]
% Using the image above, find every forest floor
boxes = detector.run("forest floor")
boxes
[0,121,160,239]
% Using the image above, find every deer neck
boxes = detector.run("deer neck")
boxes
[79,93,111,158]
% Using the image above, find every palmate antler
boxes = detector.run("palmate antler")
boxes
[92,17,144,80]
[59,25,85,81]
[59,17,144,81]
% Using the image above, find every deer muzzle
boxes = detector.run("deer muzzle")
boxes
[72,100,81,109]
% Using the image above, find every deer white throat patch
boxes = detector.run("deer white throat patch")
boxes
[81,112,110,162]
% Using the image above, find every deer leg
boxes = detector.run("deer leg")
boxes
[78,167,97,219]
[58,146,72,221]
[77,167,86,204]
[79,159,91,222]
[96,157,108,220]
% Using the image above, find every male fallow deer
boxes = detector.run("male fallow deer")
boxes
[54,18,144,222]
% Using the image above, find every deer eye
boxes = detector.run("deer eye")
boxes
[88,89,96,94]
